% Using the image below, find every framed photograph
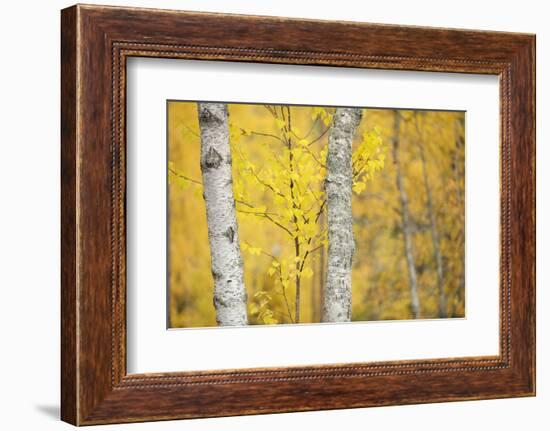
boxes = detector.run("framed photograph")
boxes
[61,4,535,425]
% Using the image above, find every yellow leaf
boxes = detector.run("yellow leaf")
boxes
[248,247,262,256]
[263,315,278,325]
[353,181,367,194]
[274,194,286,206]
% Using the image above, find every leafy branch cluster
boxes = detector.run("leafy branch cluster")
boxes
[169,105,386,324]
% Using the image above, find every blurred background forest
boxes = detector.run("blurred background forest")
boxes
[168,102,465,328]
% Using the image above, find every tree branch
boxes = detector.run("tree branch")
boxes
[168,168,202,186]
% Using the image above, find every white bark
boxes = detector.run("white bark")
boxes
[392,111,421,319]
[198,102,248,326]
[322,107,362,322]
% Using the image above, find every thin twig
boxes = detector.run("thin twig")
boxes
[303,145,326,168]
[181,124,199,138]
[308,126,330,147]
[301,116,319,140]
[168,168,202,185]
[249,130,285,143]
[245,242,295,323]
[237,209,280,216]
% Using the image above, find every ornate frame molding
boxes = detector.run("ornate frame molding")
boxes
[61,5,535,425]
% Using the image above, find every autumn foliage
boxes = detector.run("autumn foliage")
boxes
[168,102,465,327]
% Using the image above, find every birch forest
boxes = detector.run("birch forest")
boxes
[168,102,465,328]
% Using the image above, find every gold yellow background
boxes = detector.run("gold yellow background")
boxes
[168,102,465,328]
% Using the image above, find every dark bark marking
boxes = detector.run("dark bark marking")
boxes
[201,146,223,170]
[198,105,226,124]
[223,226,235,243]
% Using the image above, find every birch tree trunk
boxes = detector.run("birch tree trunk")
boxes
[322,107,362,322]
[198,102,248,326]
[392,111,421,319]
[415,113,446,317]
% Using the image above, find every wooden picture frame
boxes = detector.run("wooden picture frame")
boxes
[61,4,535,425]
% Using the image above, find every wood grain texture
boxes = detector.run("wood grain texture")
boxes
[60,4,536,425]
[60,6,78,425]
